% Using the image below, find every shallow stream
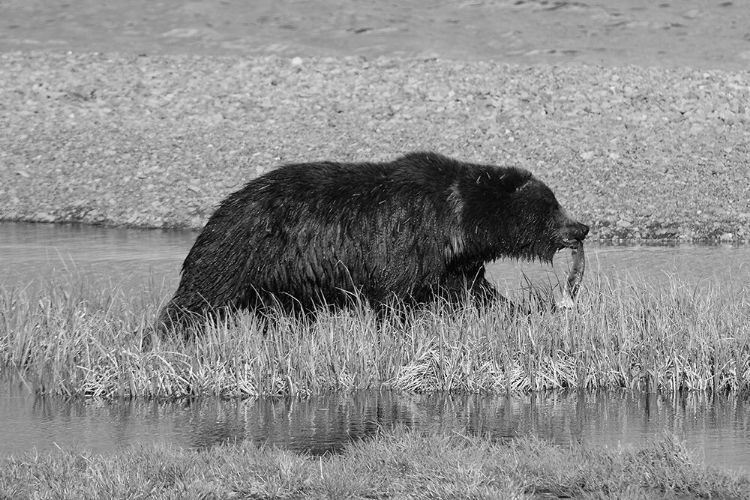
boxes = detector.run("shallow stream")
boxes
[1,221,750,472]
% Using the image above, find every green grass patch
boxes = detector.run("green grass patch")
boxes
[1,428,748,499]
[1,270,749,399]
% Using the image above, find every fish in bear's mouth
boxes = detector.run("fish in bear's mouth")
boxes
[564,241,586,302]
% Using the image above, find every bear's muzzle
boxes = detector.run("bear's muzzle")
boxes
[560,220,589,248]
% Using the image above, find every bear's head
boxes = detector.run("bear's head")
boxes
[455,164,589,263]
[506,173,589,262]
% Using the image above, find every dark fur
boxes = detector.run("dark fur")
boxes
[159,152,588,330]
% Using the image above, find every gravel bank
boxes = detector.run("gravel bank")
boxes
[1,51,749,242]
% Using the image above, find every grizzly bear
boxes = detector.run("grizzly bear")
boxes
[158,152,588,331]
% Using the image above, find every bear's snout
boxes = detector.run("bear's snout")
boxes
[560,220,589,247]
[572,221,589,241]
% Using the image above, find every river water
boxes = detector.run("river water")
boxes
[1,221,750,472]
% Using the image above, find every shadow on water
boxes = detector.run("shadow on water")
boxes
[2,221,750,472]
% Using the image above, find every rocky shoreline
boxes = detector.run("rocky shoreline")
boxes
[1,51,749,242]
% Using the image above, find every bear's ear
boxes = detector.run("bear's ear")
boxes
[495,167,533,193]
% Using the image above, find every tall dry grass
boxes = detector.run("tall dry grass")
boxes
[1,269,748,399]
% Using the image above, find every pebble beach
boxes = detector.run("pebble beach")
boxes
[1,1,749,242]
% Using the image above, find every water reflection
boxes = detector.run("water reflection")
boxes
[2,221,750,471]
[3,380,750,471]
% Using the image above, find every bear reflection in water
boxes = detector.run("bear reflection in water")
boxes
[158,152,589,333]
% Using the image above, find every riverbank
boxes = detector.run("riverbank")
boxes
[2,428,748,499]
[1,51,749,242]
[3,268,748,399]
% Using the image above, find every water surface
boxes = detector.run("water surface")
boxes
[2,221,748,297]
[2,380,750,472]
[1,221,749,472]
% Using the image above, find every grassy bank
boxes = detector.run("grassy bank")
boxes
[1,428,748,499]
[1,269,748,399]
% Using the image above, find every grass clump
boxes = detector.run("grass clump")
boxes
[1,270,749,399]
[0,428,748,499]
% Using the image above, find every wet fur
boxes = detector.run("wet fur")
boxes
[159,152,587,329]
